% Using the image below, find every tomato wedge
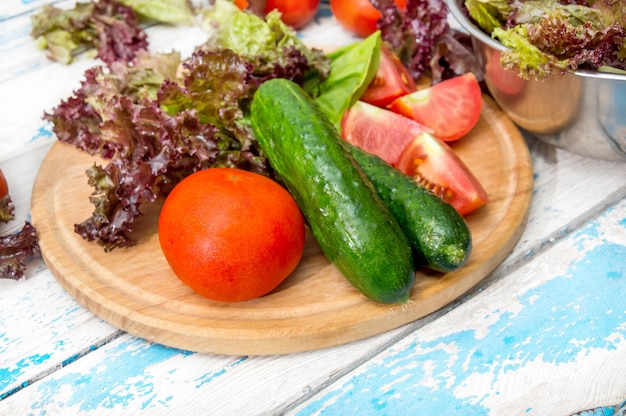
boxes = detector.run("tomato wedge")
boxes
[396,133,488,215]
[389,72,482,142]
[341,100,431,165]
[360,44,417,108]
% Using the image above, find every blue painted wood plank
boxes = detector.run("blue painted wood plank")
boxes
[0,327,411,414]
[291,199,626,415]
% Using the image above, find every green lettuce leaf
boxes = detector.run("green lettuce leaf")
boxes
[464,0,511,35]
[493,26,570,79]
[200,0,329,79]
[311,31,381,130]
[117,0,196,25]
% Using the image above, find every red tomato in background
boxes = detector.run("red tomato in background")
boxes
[0,169,8,199]
[360,44,417,107]
[236,0,321,29]
[330,0,407,37]
[341,100,431,165]
[485,49,525,96]
[266,0,321,28]
[396,133,488,215]
[158,168,306,302]
[389,72,483,142]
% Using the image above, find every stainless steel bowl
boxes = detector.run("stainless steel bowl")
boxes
[447,0,626,162]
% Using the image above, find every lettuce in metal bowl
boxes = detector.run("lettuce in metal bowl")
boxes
[446,0,626,162]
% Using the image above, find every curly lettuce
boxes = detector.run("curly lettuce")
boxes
[44,3,331,251]
[0,222,40,280]
[200,0,329,82]
[465,0,626,79]
[372,0,482,83]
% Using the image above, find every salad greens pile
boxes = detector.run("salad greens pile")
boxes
[23,0,474,256]
[42,1,330,251]
[464,0,626,79]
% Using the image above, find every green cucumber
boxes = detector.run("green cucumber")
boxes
[250,78,415,304]
[348,145,472,273]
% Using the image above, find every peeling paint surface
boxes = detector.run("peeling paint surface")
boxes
[294,202,626,415]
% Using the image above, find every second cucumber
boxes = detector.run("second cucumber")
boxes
[251,78,415,304]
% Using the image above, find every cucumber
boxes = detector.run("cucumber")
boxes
[250,78,415,304]
[348,144,472,273]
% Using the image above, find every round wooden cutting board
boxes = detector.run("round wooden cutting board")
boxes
[31,95,533,356]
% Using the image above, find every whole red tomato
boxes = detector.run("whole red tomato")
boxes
[236,0,321,29]
[158,168,306,302]
[0,169,8,199]
[330,0,407,37]
[265,0,321,28]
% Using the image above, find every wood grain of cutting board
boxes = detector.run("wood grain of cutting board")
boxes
[31,95,533,355]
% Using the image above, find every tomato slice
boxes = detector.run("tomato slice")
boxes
[360,44,417,108]
[330,0,407,37]
[396,133,488,215]
[341,100,431,165]
[389,72,482,142]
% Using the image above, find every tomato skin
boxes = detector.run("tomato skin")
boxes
[360,44,416,107]
[485,49,525,96]
[267,0,321,29]
[330,0,407,37]
[158,168,306,302]
[396,133,488,215]
[389,72,483,142]
[341,100,431,165]
[234,0,320,29]
[0,169,8,199]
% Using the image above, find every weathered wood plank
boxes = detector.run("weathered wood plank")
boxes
[0,328,410,414]
[287,197,626,415]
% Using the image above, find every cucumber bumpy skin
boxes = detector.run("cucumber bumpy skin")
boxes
[349,145,472,273]
[251,78,415,304]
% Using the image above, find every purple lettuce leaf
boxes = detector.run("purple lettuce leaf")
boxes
[45,42,317,250]
[0,222,40,280]
[373,0,481,82]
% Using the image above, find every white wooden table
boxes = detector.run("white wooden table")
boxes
[2,2,626,415]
